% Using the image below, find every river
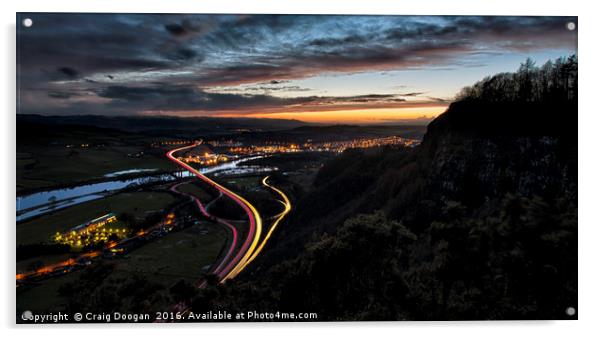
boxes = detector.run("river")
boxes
[16,156,267,222]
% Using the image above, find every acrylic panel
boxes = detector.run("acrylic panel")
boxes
[16,13,578,323]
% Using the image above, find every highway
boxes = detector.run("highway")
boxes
[17,144,290,291]
[169,183,239,282]
[242,176,292,268]
[166,144,263,282]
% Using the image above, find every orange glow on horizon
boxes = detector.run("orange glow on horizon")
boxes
[213,106,448,124]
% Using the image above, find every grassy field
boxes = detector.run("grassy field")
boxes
[16,269,83,314]
[16,253,74,274]
[17,191,177,246]
[116,221,227,285]
[176,182,215,203]
[221,176,263,191]
[16,221,227,314]
[17,144,174,193]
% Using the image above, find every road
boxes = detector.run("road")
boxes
[166,143,263,282]
[242,176,292,268]
[169,182,238,282]
[17,144,290,289]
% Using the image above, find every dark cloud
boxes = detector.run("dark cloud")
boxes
[167,48,202,62]
[16,14,576,117]
[57,67,79,79]
[350,97,405,103]
[27,83,437,116]
[234,83,312,93]
[446,16,577,51]
[427,96,450,103]
[48,91,79,99]
[17,14,171,90]
[164,23,186,36]
[307,35,369,47]
[259,80,291,85]
[257,86,312,92]
[95,84,311,112]
[164,18,215,38]
[385,24,459,41]
[399,92,426,97]
[203,64,297,86]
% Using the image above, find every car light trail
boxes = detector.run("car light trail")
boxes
[169,183,238,281]
[242,176,292,268]
[166,144,262,282]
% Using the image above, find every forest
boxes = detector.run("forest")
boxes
[457,55,577,103]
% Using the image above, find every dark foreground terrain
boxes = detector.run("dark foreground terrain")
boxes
[180,57,577,321]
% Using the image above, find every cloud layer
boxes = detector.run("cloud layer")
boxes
[17,14,577,120]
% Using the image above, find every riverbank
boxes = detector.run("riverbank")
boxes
[16,155,268,222]
[16,168,179,197]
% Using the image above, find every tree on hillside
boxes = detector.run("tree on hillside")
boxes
[456,55,577,103]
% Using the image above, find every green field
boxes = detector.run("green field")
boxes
[221,175,263,191]
[16,253,74,274]
[176,182,215,203]
[17,269,84,313]
[16,221,226,314]
[17,144,175,193]
[17,191,177,246]
[116,221,227,285]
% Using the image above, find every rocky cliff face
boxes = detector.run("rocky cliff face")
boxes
[427,135,574,199]
[415,99,577,210]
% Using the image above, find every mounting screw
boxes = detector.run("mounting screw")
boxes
[566,22,575,31]
[566,307,576,316]
[22,18,33,28]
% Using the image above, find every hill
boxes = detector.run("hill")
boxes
[188,56,578,320]
[16,114,310,137]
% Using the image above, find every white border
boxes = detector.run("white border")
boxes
[2,1,600,336]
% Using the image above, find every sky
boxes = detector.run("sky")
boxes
[17,14,577,124]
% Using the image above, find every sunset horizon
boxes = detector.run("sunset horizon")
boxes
[17,14,576,124]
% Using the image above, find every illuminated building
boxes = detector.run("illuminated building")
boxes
[53,213,128,248]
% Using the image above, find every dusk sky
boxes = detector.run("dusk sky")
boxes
[17,14,577,124]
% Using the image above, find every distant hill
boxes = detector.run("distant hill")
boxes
[16,114,310,136]
[288,124,426,140]
[17,114,427,143]
[233,124,426,143]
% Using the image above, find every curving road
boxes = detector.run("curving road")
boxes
[17,148,291,288]
[166,144,263,282]
[169,183,238,282]
[242,176,292,268]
